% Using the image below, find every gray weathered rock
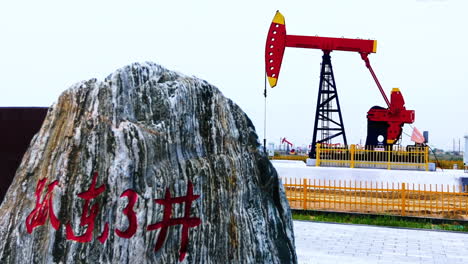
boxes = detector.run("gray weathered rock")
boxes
[0,62,296,263]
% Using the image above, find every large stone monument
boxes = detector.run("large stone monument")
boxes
[0,62,296,263]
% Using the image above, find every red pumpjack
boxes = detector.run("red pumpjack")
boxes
[281,137,296,154]
[265,11,414,150]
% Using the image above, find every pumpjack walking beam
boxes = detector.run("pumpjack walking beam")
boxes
[265,11,377,89]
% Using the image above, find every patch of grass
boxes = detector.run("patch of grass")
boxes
[430,159,464,170]
[292,212,468,232]
[292,213,311,221]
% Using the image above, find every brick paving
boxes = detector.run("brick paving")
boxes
[294,220,468,264]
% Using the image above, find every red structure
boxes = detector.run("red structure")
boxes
[281,137,293,147]
[265,11,414,152]
[367,88,415,145]
[265,13,376,88]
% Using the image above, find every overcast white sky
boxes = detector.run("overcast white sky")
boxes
[1,0,467,151]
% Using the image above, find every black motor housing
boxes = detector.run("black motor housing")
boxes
[365,106,389,148]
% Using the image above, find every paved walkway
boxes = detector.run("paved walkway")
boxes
[294,220,468,264]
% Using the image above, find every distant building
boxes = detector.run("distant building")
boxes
[0,107,48,202]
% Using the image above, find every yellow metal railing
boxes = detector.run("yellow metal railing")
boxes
[316,144,429,171]
[270,155,308,161]
[282,178,468,219]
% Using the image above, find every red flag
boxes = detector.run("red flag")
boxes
[411,127,425,144]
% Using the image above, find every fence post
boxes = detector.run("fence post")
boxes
[401,183,406,216]
[350,144,355,168]
[425,146,429,171]
[316,144,321,167]
[303,179,308,210]
[387,145,391,170]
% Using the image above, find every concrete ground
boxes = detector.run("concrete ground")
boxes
[294,220,468,264]
[273,160,468,191]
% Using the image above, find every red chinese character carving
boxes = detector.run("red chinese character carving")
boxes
[115,189,138,238]
[25,178,60,233]
[147,181,201,262]
[97,223,109,243]
[65,172,109,243]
